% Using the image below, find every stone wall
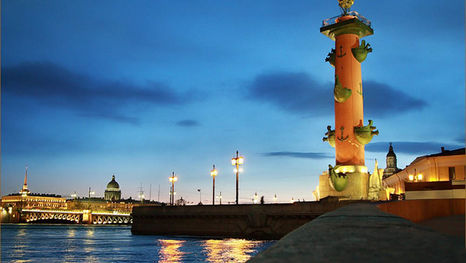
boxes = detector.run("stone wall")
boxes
[377,199,465,222]
[132,198,353,239]
[249,203,465,262]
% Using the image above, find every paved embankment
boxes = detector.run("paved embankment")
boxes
[249,203,465,262]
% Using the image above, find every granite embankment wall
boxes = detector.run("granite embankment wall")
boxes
[249,203,466,263]
[377,198,465,222]
[131,198,354,239]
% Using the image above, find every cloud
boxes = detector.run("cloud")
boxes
[263,151,332,159]
[366,141,463,155]
[2,61,194,124]
[79,113,140,125]
[176,119,200,127]
[247,71,427,118]
[363,81,427,117]
[455,135,465,144]
[247,72,330,116]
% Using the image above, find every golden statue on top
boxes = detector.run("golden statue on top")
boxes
[338,0,354,9]
[338,0,354,14]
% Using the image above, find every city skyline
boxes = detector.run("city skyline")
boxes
[2,0,464,203]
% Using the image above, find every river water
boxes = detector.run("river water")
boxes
[1,224,274,262]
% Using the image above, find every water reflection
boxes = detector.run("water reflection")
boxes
[203,239,265,263]
[157,239,185,263]
[17,228,27,237]
[86,228,94,237]
[13,228,28,259]
[2,225,272,262]
[67,229,76,238]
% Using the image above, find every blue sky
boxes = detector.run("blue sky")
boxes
[2,0,464,203]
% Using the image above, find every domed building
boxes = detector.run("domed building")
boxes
[104,175,121,201]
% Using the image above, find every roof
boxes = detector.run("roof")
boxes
[7,193,62,198]
[411,148,465,165]
[106,175,120,190]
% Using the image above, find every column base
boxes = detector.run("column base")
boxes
[317,168,369,200]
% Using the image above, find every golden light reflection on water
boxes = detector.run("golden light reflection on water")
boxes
[67,229,76,238]
[203,239,264,263]
[86,228,94,237]
[84,228,96,253]
[17,228,27,237]
[157,239,186,263]
[13,228,28,259]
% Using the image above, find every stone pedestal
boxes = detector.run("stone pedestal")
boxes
[318,171,369,200]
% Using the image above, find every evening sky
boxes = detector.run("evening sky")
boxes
[2,0,464,203]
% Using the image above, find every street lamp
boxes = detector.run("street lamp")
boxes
[273,194,277,203]
[210,165,218,205]
[231,150,244,204]
[197,189,202,205]
[139,193,145,203]
[169,172,178,206]
[253,192,258,204]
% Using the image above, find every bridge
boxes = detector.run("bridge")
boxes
[21,209,132,224]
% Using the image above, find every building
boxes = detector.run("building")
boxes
[1,168,67,222]
[383,143,401,179]
[104,175,122,201]
[383,147,465,200]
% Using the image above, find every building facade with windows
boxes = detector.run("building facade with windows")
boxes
[382,147,465,200]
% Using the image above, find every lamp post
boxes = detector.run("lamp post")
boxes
[197,189,202,204]
[231,150,244,205]
[169,172,178,205]
[210,165,218,205]
[88,187,95,209]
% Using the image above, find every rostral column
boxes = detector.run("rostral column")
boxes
[321,0,378,199]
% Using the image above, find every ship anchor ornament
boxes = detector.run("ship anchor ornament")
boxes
[337,45,346,58]
[337,126,349,141]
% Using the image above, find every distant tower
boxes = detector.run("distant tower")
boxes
[383,143,400,179]
[20,166,30,195]
[104,175,122,201]
[320,0,378,199]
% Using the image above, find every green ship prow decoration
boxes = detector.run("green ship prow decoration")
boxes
[354,119,379,145]
[325,48,336,67]
[328,164,348,192]
[351,40,372,63]
[334,75,352,103]
[322,125,335,147]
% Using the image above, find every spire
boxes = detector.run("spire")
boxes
[387,142,395,157]
[112,174,115,180]
[20,166,30,194]
[24,166,28,186]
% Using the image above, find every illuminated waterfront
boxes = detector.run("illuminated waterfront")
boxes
[1,224,273,262]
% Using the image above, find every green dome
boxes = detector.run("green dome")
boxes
[106,175,120,190]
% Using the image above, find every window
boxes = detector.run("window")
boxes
[448,167,456,181]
